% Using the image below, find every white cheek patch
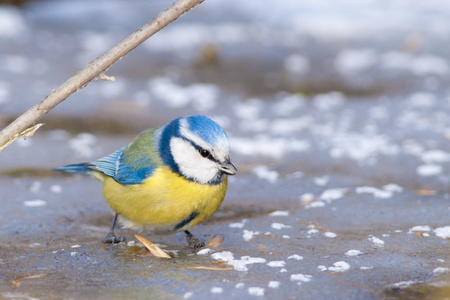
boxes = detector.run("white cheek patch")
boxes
[170,137,218,184]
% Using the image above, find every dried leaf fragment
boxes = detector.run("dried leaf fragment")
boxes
[11,273,48,288]
[256,245,267,249]
[212,261,228,266]
[206,234,224,248]
[416,189,437,196]
[187,266,234,271]
[135,235,171,259]
[412,230,426,238]
[264,234,278,238]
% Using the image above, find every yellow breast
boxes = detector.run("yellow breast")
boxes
[99,166,228,234]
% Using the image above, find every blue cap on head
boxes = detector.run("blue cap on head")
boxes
[182,115,228,147]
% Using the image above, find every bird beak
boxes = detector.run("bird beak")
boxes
[219,159,237,175]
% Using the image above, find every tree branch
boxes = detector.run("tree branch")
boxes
[0,0,205,151]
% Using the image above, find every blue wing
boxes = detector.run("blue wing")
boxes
[90,149,123,178]
[92,147,156,185]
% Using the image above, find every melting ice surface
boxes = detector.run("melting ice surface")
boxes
[2,0,450,299]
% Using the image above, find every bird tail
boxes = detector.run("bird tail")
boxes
[53,163,95,174]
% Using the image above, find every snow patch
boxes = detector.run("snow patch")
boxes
[267,261,286,268]
[368,235,385,246]
[288,254,304,261]
[23,199,46,207]
[248,287,265,296]
[251,165,279,183]
[417,164,442,177]
[268,281,280,288]
[271,223,292,230]
[211,251,266,271]
[268,210,289,217]
[243,230,260,241]
[290,274,312,283]
[328,261,351,272]
[320,188,347,202]
[345,250,363,257]
[434,226,450,239]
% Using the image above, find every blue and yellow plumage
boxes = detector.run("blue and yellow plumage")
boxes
[55,115,237,249]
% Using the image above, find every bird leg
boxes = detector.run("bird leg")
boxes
[102,212,126,244]
[184,230,205,250]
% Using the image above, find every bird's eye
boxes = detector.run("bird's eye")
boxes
[199,148,210,158]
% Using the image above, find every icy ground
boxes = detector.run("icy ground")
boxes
[1,0,450,299]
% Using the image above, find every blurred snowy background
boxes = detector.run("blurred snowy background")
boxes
[2,0,450,299]
[2,0,450,188]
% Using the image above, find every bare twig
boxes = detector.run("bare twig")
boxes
[0,0,204,151]
[0,123,44,151]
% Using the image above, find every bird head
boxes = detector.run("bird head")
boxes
[159,115,237,184]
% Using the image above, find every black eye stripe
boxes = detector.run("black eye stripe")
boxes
[199,148,219,163]
[178,136,220,163]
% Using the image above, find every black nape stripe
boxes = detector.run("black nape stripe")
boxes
[174,211,199,230]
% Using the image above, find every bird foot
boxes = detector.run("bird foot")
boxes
[102,232,126,244]
[185,231,205,250]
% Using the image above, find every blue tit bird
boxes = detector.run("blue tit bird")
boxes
[54,115,237,250]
